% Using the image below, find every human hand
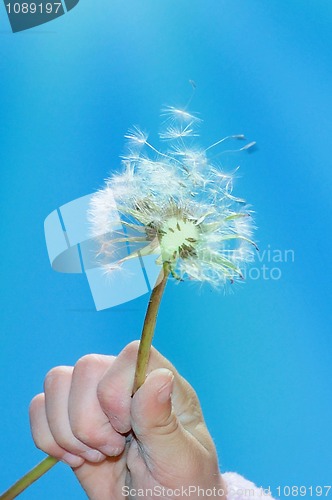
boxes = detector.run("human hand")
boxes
[29,341,226,499]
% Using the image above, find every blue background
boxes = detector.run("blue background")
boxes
[1,1,332,498]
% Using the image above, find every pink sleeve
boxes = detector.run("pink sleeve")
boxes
[222,472,277,499]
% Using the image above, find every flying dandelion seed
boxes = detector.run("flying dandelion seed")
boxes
[89,108,257,287]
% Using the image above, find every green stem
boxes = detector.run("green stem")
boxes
[132,262,170,394]
[1,262,170,499]
[1,456,58,500]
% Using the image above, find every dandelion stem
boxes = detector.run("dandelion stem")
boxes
[132,262,170,394]
[0,456,58,500]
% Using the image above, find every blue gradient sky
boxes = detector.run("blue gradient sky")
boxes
[1,1,332,498]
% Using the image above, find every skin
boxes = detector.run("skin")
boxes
[29,341,227,500]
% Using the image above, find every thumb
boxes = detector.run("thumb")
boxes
[131,368,198,478]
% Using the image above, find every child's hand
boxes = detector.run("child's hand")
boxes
[30,341,226,499]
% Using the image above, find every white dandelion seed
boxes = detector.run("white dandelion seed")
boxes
[89,107,257,287]
[124,126,149,146]
[161,105,201,124]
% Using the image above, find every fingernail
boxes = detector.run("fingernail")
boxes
[80,449,105,463]
[61,453,85,468]
[157,373,174,404]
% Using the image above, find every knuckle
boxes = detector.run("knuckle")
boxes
[29,393,44,417]
[121,341,140,359]
[74,353,110,374]
[44,366,72,392]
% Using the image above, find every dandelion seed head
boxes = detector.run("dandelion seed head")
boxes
[89,108,257,287]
